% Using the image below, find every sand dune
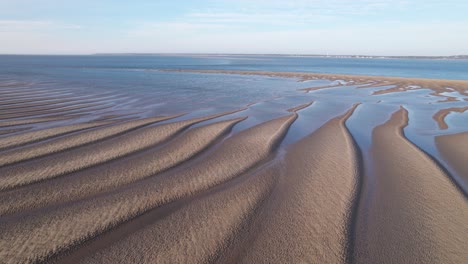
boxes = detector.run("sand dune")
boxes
[354,108,468,264]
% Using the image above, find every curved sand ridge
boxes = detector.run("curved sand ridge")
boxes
[0,109,245,190]
[0,113,296,263]
[0,117,245,216]
[436,132,468,184]
[354,108,468,264]
[0,115,85,128]
[432,106,468,130]
[0,115,179,167]
[78,165,280,264]
[0,121,112,150]
[238,106,360,263]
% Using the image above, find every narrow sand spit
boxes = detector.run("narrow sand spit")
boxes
[436,132,468,183]
[287,101,313,112]
[432,106,468,130]
[237,106,359,264]
[163,69,468,95]
[354,108,468,264]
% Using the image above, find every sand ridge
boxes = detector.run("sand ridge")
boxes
[436,132,468,184]
[354,108,468,264]
[237,105,360,263]
[0,113,296,263]
[0,117,246,216]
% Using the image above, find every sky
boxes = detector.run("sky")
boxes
[0,0,467,55]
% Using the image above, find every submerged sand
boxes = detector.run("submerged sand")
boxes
[0,72,467,263]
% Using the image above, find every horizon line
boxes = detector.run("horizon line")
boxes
[1,53,467,59]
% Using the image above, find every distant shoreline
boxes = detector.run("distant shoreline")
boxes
[93,53,468,60]
[1,53,467,60]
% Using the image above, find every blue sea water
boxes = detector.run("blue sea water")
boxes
[1,54,466,112]
[1,54,468,81]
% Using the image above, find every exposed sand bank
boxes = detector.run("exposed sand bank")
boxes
[436,132,468,184]
[163,69,468,96]
[433,106,468,129]
[237,106,360,263]
[0,75,466,263]
[354,108,467,264]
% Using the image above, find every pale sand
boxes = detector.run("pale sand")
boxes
[436,132,468,183]
[0,109,247,190]
[78,165,280,264]
[0,115,180,167]
[287,101,313,112]
[0,114,295,263]
[0,104,115,120]
[354,108,468,264]
[0,121,111,150]
[0,115,85,128]
[0,117,245,216]
[164,69,468,95]
[0,77,466,263]
[236,106,359,264]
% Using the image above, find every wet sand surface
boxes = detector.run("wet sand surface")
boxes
[0,71,467,263]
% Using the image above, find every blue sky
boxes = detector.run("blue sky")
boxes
[1,0,467,55]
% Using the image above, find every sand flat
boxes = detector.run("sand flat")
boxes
[0,70,467,263]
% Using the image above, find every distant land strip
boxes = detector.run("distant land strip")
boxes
[161,69,468,96]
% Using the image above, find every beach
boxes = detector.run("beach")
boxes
[0,65,467,263]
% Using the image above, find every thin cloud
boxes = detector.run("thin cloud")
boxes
[0,20,82,32]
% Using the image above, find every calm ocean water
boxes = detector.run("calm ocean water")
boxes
[1,54,468,80]
[1,54,467,111]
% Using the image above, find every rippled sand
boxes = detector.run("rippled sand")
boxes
[0,72,467,264]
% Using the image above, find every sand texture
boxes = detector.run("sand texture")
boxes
[436,132,468,184]
[354,108,467,264]
[0,73,467,264]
